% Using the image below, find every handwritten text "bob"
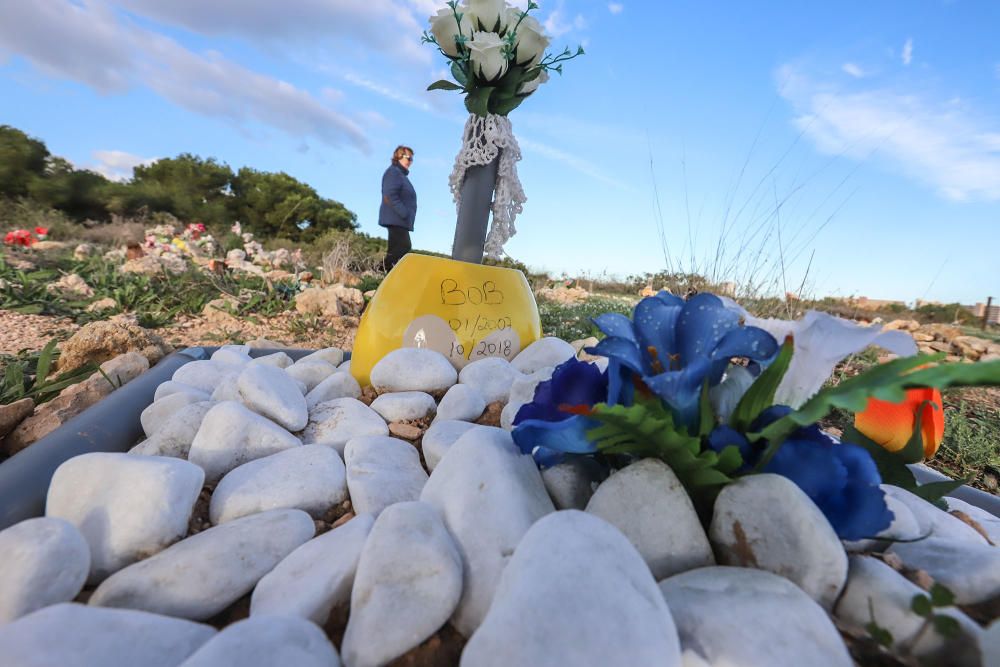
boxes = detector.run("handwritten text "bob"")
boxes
[439,279,504,306]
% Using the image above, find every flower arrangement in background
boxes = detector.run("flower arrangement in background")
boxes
[4,227,49,247]
[144,223,217,259]
[512,292,1000,541]
[424,0,583,116]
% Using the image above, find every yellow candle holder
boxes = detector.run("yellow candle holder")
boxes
[350,254,541,387]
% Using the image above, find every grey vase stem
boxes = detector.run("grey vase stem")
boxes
[452,154,500,264]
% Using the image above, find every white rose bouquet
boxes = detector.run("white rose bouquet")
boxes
[424,1,583,117]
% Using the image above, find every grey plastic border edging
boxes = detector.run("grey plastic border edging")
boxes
[0,346,319,530]
[911,463,1000,519]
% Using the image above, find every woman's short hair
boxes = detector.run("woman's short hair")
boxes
[392,145,414,164]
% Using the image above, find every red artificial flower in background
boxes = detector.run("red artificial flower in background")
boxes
[854,387,945,459]
[3,229,36,247]
[34,227,49,239]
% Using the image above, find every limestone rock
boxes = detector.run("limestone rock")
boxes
[89,510,315,620]
[462,510,681,666]
[0,517,90,624]
[46,453,204,584]
[56,318,172,375]
[0,603,215,667]
[344,436,428,517]
[420,427,554,635]
[210,445,348,524]
[709,474,848,610]
[188,401,301,483]
[0,398,34,440]
[661,566,852,667]
[301,398,388,456]
[370,348,457,395]
[251,515,374,624]
[237,365,309,432]
[177,615,341,667]
[341,502,462,667]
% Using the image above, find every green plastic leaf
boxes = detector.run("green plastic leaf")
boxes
[698,379,715,437]
[865,623,894,648]
[931,615,960,638]
[911,594,933,617]
[450,61,468,86]
[929,583,955,607]
[896,400,937,464]
[754,356,1000,469]
[427,79,464,92]
[464,86,494,117]
[730,336,793,432]
[910,479,966,507]
[716,445,744,475]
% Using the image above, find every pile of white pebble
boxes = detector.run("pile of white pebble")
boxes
[1,339,998,667]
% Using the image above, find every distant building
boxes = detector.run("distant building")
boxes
[973,302,1000,325]
[852,296,908,311]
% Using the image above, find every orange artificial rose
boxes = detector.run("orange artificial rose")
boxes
[854,387,945,458]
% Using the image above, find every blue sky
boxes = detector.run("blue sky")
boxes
[1,0,998,305]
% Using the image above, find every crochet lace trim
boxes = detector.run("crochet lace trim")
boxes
[448,114,526,259]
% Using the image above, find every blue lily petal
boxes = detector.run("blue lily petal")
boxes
[642,356,713,428]
[632,296,683,366]
[762,434,893,540]
[588,337,647,374]
[676,293,740,366]
[707,325,780,384]
[514,357,608,425]
[592,313,637,343]
[602,358,635,407]
[532,445,568,468]
[654,291,685,307]
[511,415,599,468]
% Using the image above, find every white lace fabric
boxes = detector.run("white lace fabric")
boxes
[449,113,527,259]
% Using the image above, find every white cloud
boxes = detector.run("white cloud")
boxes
[91,149,157,181]
[0,0,370,152]
[841,63,866,78]
[543,2,587,38]
[777,63,1000,201]
[608,3,624,14]
[112,0,430,65]
[902,38,913,65]
[343,71,432,113]
[518,136,630,190]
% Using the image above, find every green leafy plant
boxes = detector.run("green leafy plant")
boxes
[1,339,96,406]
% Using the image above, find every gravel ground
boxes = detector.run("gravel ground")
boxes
[0,310,79,355]
[0,309,359,357]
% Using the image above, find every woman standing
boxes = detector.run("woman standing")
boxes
[378,145,417,271]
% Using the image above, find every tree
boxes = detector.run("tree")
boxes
[29,169,113,221]
[231,168,356,241]
[130,154,235,225]
[0,125,49,198]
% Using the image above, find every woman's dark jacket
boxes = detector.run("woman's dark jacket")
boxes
[378,163,416,231]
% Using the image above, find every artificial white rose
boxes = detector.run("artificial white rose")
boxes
[466,0,506,32]
[429,7,474,57]
[467,31,509,82]
[512,14,549,66]
[518,68,549,95]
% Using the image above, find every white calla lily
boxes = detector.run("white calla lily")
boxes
[466,0,506,32]
[512,14,549,66]
[429,7,474,57]
[709,365,757,423]
[518,68,549,95]
[467,31,509,82]
[744,310,918,409]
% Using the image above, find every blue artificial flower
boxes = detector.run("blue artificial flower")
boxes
[511,357,608,467]
[588,292,779,428]
[748,405,894,541]
[706,425,757,469]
